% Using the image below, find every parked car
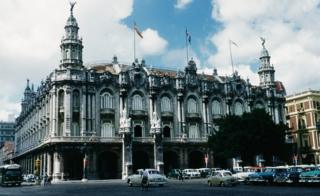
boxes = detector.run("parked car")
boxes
[248,167,288,184]
[127,169,167,187]
[23,174,35,182]
[166,169,180,179]
[183,169,201,179]
[273,166,312,184]
[233,166,265,183]
[197,168,211,178]
[299,168,320,183]
[207,170,238,187]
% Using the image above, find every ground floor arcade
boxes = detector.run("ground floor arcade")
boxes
[14,142,212,181]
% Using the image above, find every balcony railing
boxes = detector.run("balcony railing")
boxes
[130,110,147,117]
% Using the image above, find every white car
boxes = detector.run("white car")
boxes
[183,169,201,179]
[127,169,167,187]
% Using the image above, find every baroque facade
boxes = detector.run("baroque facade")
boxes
[13,5,286,181]
[285,90,320,164]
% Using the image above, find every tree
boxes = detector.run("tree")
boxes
[208,109,289,168]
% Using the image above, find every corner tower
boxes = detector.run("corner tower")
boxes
[257,38,275,88]
[60,2,83,69]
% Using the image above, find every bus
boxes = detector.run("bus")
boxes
[0,164,23,186]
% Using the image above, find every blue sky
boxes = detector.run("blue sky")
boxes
[0,0,320,121]
[123,0,221,68]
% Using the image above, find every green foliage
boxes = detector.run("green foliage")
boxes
[208,109,289,167]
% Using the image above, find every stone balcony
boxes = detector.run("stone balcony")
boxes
[186,112,201,119]
[130,110,147,117]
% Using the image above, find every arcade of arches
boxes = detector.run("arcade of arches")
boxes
[18,145,209,180]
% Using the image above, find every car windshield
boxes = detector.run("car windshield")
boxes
[148,170,160,174]
[5,169,21,176]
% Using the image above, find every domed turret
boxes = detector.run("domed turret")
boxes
[60,2,83,69]
[257,38,275,87]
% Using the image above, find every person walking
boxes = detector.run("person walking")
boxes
[178,169,184,182]
[141,169,149,191]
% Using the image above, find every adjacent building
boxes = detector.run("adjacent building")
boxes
[285,90,320,164]
[0,121,15,147]
[13,4,286,181]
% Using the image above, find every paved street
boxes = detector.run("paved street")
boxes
[0,179,320,196]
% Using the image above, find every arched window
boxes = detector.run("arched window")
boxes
[73,90,80,108]
[58,90,64,107]
[234,101,243,116]
[132,94,143,110]
[100,92,113,109]
[187,98,197,113]
[212,100,222,116]
[161,96,172,112]
[189,125,199,138]
[101,122,114,137]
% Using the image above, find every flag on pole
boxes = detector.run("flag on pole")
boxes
[229,39,238,47]
[134,22,143,39]
[186,28,191,44]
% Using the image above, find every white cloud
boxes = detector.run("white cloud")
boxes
[162,48,201,70]
[209,0,320,93]
[0,0,168,120]
[137,28,168,57]
[174,0,193,9]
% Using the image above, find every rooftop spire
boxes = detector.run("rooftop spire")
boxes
[70,1,76,16]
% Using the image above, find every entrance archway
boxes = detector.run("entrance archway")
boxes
[97,151,120,179]
[163,151,179,174]
[163,126,171,138]
[64,150,83,180]
[132,151,150,172]
[134,125,142,137]
[188,151,204,168]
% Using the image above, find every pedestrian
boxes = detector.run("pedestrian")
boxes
[141,169,149,191]
[178,169,183,181]
[42,174,48,186]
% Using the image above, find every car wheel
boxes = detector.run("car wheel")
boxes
[128,180,133,187]
[220,182,225,187]
[208,181,213,187]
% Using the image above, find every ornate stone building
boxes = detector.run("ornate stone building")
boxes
[13,5,286,181]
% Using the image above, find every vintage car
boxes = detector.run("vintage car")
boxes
[273,166,312,184]
[207,170,238,187]
[299,168,320,183]
[127,169,167,187]
[183,169,201,179]
[248,167,288,184]
[235,166,266,183]
[166,169,181,179]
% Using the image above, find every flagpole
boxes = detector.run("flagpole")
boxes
[186,28,189,65]
[229,40,235,75]
[133,22,136,61]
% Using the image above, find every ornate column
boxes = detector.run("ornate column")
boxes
[52,150,63,183]
[202,95,208,137]
[47,152,52,176]
[88,150,97,179]
[64,87,71,136]
[119,108,132,179]
[81,87,87,136]
[150,112,163,173]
